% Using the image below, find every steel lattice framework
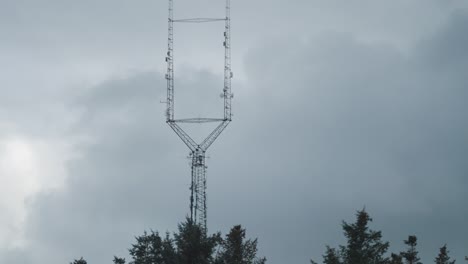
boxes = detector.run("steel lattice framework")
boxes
[165,0,232,233]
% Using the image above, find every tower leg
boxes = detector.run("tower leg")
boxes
[190,149,207,233]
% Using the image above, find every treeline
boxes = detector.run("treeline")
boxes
[70,218,266,264]
[311,209,465,264]
[70,210,467,264]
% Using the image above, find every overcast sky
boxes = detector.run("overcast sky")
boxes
[1,0,468,263]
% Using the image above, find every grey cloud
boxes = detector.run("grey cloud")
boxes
[1,1,468,264]
[0,248,31,264]
[2,0,462,74]
[17,69,229,263]
[233,11,468,263]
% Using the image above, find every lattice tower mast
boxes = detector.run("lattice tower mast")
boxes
[165,0,233,233]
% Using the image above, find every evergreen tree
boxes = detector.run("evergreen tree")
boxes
[113,256,126,264]
[389,253,403,264]
[311,246,341,264]
[129,231,153,264]
[129,230,176,264]
[340,209,389,264]
[401,236,421,264]
[322,246,341,264]
[70,257,87,264]
[434,244,455,264]
[174,218,221,264]
[126,219,267,264]
[214,225,266,264]
[161,232,177,264]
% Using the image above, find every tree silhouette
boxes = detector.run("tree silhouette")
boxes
[113,256,126,264]
[434,244,455,264]
[125,219,267,264]
[161,232,178,264]
[340,209,389,264]
[313,209,389,264]
[401,236,421,264]
[214,225,266,264]
[70,257,87,264]
[389,253,403,264]
[321,246,341,264]
[129,230,176,264]
[174,218,221,264]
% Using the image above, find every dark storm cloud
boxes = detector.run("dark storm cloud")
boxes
[1,0,468,264]
[10,9,468,264]
[14,70,229,263]
[231,11,468,263]
[19,73,178,263]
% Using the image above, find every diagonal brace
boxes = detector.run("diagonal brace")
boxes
[167,121,197,152]
[199,120,230,151]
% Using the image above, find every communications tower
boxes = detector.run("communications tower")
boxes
[165,0,233,233]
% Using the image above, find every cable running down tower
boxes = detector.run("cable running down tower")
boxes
[165,0,233,233]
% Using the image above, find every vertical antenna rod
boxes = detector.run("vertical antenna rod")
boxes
[165,0,233,234]
[223,0,233,121]
[166,0,174,121]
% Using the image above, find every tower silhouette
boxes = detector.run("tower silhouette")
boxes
[165,0,232,233]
